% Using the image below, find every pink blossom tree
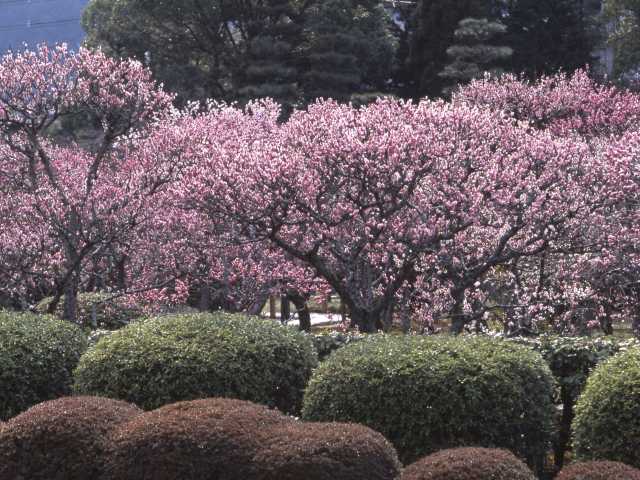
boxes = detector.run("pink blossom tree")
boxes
[121,109,324,330]
[453,69,640,139]
[175,98,602,333]
[0,45,175,322]
[454,70,640,334]
[4,51,635,336]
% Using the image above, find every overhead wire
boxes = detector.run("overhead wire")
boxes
[0,0,60,6]
[0,17,81,33]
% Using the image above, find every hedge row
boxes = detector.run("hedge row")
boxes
[307,333,640,470]
[0,396,401,480]
[0,311,317,419]
[508,334,639,468]
[556,461,640,480]
[401,447,536,480]
[509,335,638,403]
[3,305,640,473]
[573,347,640,468]
[0,396,141,479]
[0,311,87,420]
[73,312,318,414]
[309,330,366,360]
[6,395,639,480]
[302,335,555,470]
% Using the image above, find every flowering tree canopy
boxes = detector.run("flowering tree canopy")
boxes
[172,97,607,332]
[2,55,639,335]
[0,45,175,322]
[454,69,640,139]
[455,70,640,334]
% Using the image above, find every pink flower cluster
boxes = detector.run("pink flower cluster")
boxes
[0,46,639,333]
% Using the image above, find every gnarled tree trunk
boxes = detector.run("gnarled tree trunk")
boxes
[287,292,311,332]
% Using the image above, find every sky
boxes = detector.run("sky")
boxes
[0,0,88,54]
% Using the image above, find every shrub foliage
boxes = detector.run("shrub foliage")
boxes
[254,421,400,480]
[512,335,637,402]
[0,396,141,480]
[573,347,640,467]
[310,331,366,361]
[103,397,401,480]
[0,311,87,420]
[35,292,143,329]
[401,447,536,480]
[556,461,640,480]
[73,313,317,413]
[302,335,555,467]
[103,398,284,480]
[510,335,638,467]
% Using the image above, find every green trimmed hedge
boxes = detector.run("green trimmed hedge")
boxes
[310,331,365,361]
[35,292,143,329]
[302,335,555,468]
[509,335,639,467]
[73,313,317,414]
[573,347,640,467]
[0,311,87,420]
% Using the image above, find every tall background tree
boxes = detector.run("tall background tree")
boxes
[82,0,396,107]
[82,0,238,103]
[499,0,600,80]
[404,0,600,99]
[405,0,490,98]
[300,0,397,104]
[439,17,512,95]
[237,0,302,111]
[602,0,640,80]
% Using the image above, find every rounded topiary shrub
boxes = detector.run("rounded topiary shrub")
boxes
[254,421,401,480]
[0,311,87,420]
[311,331,366,361]
[401,447,535,480]
[102,398,291,480]
[103,397,401,480]
[556,461,640,480]
[35,292,143,329]
[509,335,639,467]
[73,313,317,413]
[302,335,555,467]
[573,347,640,467]
[0,396,141,480]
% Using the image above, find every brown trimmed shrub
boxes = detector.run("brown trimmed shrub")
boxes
[401,447,536,480]
[254,421,401,480]
[102,398,289,480]
[103,397,401,480]
[0,396,141,480]
[556,461,640,480]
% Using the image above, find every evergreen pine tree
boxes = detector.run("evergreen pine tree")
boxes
[300,0,396,103]
[406,0,491,99]
[439,18,512,95]
[500,0,600,79]
[237,0,301,110]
